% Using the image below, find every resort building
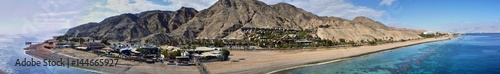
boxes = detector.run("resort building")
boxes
[423,31,437,35]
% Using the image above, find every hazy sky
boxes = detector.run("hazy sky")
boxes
[1,0,499,35]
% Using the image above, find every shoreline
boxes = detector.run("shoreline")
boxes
[23,40,200,74]
[203,36,454,74]
[22,36,453,74]
[23,41,108,74]
[267,37,453,74]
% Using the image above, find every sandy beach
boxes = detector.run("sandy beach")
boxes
[22,36,452,74]
[203,37,453,74]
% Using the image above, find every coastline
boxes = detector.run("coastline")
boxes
[22,36,453,74]
[203,36,454,74]
[267,37,452,74]
[23,40,110,73]
[23,40,200,74]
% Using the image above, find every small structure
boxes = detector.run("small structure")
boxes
[198,51,221,59]
[188,47,223,60]
[85,42,106,49]
[55,41,70,48]
[190,47,218,54]
[295,40,313,45]
[120,48,133,57]
[140,47,161,63]
[175,56,190,66]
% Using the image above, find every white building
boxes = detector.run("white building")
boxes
[423,31,437,35]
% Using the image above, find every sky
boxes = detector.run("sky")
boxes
[1,0,500,35]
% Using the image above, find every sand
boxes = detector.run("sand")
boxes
[203,37,453,74]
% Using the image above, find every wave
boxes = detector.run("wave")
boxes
[0,44,16,74]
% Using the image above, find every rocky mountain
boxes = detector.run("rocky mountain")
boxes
[65,0,423,44]
[171,0,422,41]
[171,0,322,39]
[65,7,198,41]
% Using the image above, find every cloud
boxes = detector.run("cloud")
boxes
[261,0,384,20]
[38,11,81,16]
[162,0,218,10]
[380,0,396,6]
[0,0,86,35]
[78,0,217,25]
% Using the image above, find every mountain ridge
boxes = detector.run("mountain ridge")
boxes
[452,25,500,33]
[65,0,423,44]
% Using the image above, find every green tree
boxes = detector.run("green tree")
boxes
[214,40,224,47]
[101,38,111,45]
[161,50,171,59]
[327,40,335,46]
[339,38,346,43]
[71,38,80,42]
[369,40,377,45]
[191,45,197,49]
[221,49,230,61]
[347,40,355,44]
[296,31,308,39]
[170,50,182,57]
[400,39,407,42]
[419,33,436,38]
[56,36,68,41]
[137,48,148,54]
[70,42,75,48]
[79,38,85,44]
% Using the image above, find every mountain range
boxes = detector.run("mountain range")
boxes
[452,25,500,33]
[65,0,424,44]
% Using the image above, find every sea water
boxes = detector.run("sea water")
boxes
[0,35,92,74]
[275,33,500,74]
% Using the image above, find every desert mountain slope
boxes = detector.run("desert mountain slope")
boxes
[66,0,423,44]
[65,7,198,41]
[171,0,421,41]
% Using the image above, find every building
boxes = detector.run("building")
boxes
[423,31,437,35]
[295,40,313,45]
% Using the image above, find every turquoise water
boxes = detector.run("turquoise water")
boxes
[0,35,92,74]
[275,33,500,74]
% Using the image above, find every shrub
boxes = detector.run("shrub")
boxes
[368,41,377,45]
[360,40,365,43]
[347,40,355,44]
[339,38,346,43]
